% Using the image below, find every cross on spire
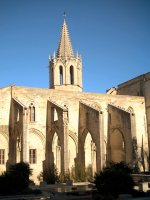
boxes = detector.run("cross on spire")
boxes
[63,12,66,19]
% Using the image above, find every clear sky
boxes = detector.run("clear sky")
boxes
[0,0,150,93]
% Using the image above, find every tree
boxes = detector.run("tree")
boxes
[8,162,32,191]
[94,162,134,198]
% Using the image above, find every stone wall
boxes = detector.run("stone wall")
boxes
[117,72,150,165]
[0,85,148,183]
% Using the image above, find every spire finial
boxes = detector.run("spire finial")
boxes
[63,12,66,20]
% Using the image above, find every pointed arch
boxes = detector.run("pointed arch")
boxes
[110,128,125,163]
[52,132,61,173]
[84,131,96,174]
[69,131,78,151]
[54,108,58,121]
[70,65,74,85]
[80,128,95,145]
[79,128,97,174]
[29,103,35,122]
[29,129,45,165]
[84,132,92,167]
[127,106,136,137]
[68,131,78,168]
[29,128,45,146]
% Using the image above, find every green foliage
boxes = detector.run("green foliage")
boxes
[85,164,93,182]
[41,163,94,184]
[0,162,32,195]
[42,165,71,183]
[58,170,71,183]
[94,162,134,198]
[71,163,87,182]
[43,164,59,184]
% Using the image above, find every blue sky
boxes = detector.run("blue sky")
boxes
[0,0,150,93]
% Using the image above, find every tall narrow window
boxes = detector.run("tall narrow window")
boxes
[59,66,63,85]
[29,149,36,164]
[51,67,54,86]
[29,104,35,122]
[70,66,74,85]
[17,109,20,122]
[0,149,5,164]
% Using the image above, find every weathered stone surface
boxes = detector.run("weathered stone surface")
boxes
[0,20,149,184]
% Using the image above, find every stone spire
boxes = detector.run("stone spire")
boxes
[57,19,74,58]
[49,17,82,91]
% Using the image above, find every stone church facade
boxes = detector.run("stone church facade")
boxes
[0,19,149,183]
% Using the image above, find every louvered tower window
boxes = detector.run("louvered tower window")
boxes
[70,66,74,85]
[59,66,63,85]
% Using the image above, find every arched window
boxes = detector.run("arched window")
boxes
[29,103,35,122]
[70,66,74,85]
[59,66,63,85]
[54,108,58,121]
[52,132,61,173]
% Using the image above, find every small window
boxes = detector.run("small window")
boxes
[29,149,36,164]
[59,66,63,85]
[29,104,35,122]
[0,149,5,164]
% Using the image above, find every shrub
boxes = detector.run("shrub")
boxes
[71,163,86,182]
[58,170,71,183]
[0,162,32,195]
[43,164,59,184]
[8,162,32,191]
[94,162,134,198]
[86,164,93,182]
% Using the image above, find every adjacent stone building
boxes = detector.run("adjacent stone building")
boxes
[117,73,150,153]
[0,19,149,183]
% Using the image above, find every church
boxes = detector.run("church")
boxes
[0,19,150,183]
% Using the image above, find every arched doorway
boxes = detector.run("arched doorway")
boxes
[84,132,96,175]
[52,132,61,173]
[110,129,125,162]
[68,135,76,169]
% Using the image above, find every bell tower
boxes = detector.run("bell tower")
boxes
[49,19,82,92]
